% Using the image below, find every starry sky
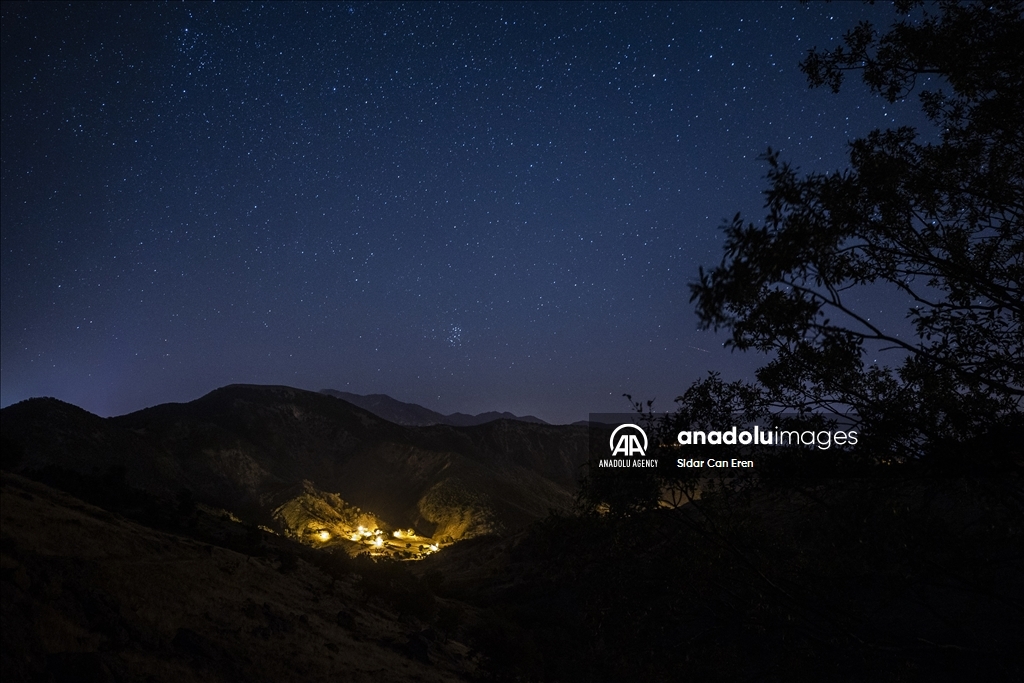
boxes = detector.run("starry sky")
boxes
[1,2,930,424]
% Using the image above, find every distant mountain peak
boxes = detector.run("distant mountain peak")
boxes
[320,389,548,427]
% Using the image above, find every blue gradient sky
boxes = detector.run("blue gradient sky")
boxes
[1,2,929,423]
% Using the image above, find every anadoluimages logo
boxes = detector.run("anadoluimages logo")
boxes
[609,423,648,457]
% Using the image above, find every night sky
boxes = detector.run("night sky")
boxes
[2,2,929,424]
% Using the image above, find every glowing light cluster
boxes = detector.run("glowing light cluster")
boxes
[334,523,445,559]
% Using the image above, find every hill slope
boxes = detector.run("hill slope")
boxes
[0,471,475,682]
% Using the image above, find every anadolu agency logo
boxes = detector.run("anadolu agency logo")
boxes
[600,423,659,468]
[610,423,648,456]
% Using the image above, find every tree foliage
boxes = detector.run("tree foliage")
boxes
[562,8,1023,675]
[690,0,1023,459]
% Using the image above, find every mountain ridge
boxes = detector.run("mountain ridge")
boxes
[320,389,549,427]
[1,384,588,549]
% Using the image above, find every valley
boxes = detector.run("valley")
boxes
[1,385,590,552]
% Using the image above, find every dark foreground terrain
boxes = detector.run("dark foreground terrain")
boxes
[2,386,1022,681]
[1,471,476,682]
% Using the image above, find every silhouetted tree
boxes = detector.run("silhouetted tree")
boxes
[560,7,1023,677]
[690,0,1023,459]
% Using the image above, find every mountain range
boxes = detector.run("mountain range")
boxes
[1,384,588,547]
[319,389,549,427]
[4,384,595,680]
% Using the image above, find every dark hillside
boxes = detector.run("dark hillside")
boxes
[2,385,588,544]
